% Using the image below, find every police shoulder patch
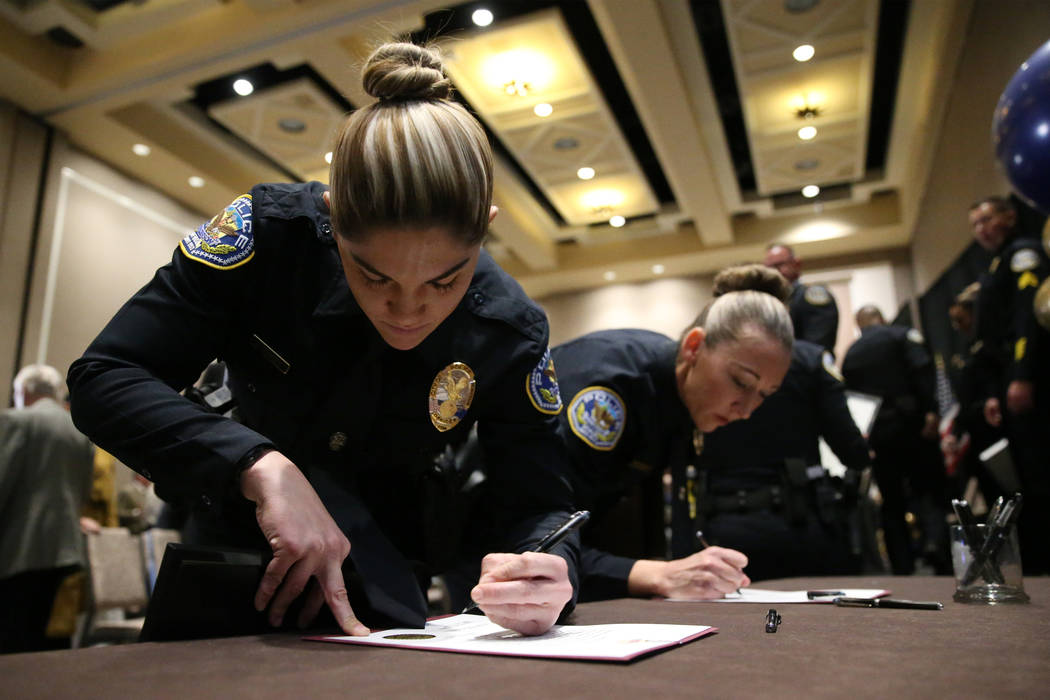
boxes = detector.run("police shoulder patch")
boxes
[567,386,626,451]
[180,194,255,269]
[821,351,844,381]
[906,328,925,344]
[804,284,832,306]
[526,348,562,414]
[1010,248,1039,273]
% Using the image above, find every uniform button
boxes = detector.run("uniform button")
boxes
[472,292,484,305]
[320,223,332,235]
[200,494,212,507]
[142,469,152,480]
[328,432,347,451]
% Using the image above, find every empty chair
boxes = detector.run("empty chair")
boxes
[77,527,148,646]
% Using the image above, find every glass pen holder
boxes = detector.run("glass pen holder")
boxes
[950,524,1029,604]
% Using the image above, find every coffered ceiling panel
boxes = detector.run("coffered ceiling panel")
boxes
[0,0,975,296]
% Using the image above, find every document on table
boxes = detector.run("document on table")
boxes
[669,587,890,603]
[307,614,716,662]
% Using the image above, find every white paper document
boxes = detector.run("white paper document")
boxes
[670,587,890,603]
[308,613,715,662]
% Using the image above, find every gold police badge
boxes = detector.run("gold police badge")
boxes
[429,362,476,432]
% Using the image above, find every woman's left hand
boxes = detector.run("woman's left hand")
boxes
[469,552,572,636]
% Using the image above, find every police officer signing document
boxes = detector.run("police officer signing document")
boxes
[67,43,577,637]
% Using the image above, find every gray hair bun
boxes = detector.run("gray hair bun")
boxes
[363,42,452,101]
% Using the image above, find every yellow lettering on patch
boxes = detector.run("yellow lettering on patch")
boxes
[1015,337,1027,362]
[1018,271,1038,290]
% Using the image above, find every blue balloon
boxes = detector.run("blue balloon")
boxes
[993,39,1050,214]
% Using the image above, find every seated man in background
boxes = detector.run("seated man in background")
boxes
[0,364,95,653]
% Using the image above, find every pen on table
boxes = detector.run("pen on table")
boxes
[462,510,590,614]
[806,590,845,599]
[833,597,943,610]
[696,530,742,596]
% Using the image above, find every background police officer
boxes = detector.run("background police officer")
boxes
[967,195,1050,574]
[691,339,872,581]
[764,244,839,354]
[842,305,948,575]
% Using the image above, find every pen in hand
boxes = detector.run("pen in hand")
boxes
[462,510,590,614]
[696,530,742,596]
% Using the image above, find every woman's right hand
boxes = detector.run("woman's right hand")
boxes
[628,547,750,600]
[239,450,369,636]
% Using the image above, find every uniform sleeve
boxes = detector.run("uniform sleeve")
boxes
[67,226,273,508]
[579,545,636,602]
[798,285,840,353]
[474,339,580,612]
[1004,244,1049,382]
[813,352,871,470]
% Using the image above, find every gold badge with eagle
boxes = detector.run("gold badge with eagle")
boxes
[429,362,476,432]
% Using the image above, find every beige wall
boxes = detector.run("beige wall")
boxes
[909,1,1050,293]
[0,102,49,406]
[537,253,912,356]
[15,135,204,398]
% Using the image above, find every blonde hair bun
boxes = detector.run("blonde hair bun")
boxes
[363,43,452,101]
[712,263,791,303]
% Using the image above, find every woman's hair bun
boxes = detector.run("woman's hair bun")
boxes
[363,42,452,101]
[712,263,791,303]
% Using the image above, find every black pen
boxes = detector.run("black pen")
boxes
[462,510,590,614]
[834,597,943,610]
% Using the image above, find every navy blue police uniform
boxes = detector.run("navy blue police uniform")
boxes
[842,323,946,575]
[974,233,1050,573]
[788,281,839,354]
[67,182,579,627]
[686,340,871,581]
[549,330,694,601]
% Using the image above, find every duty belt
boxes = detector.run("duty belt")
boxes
[709,485,785,515]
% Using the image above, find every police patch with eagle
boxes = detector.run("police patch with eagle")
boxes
[567,386,626,451]
[180,194,255,269]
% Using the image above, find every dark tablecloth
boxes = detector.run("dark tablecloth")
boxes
[3,576,1047,698]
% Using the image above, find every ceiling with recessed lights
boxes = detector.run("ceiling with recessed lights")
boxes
[0,0,972,297]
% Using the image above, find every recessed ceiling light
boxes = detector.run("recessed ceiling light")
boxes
[188,176,206,188]
[652,264,666,275]
[232,78,254,96]
[534,103,553,117]
[609,215,626,227]
[132,143,151,157]
[278,118,306,133]
[802,184,820,198]
[603,271,617,281]
[472,8,494,27]
[324,151,333,164]
[797,125,817,140]
[577,167,596,180]
[793,44,815,62]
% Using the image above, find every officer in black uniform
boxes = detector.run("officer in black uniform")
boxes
[764,243,839,354]
[689,339,871,582]
[67,42,577,638]
[842,305,946,575]
[968,195,1050,574]
[550,266,794,601]
[944,283,1004,503]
